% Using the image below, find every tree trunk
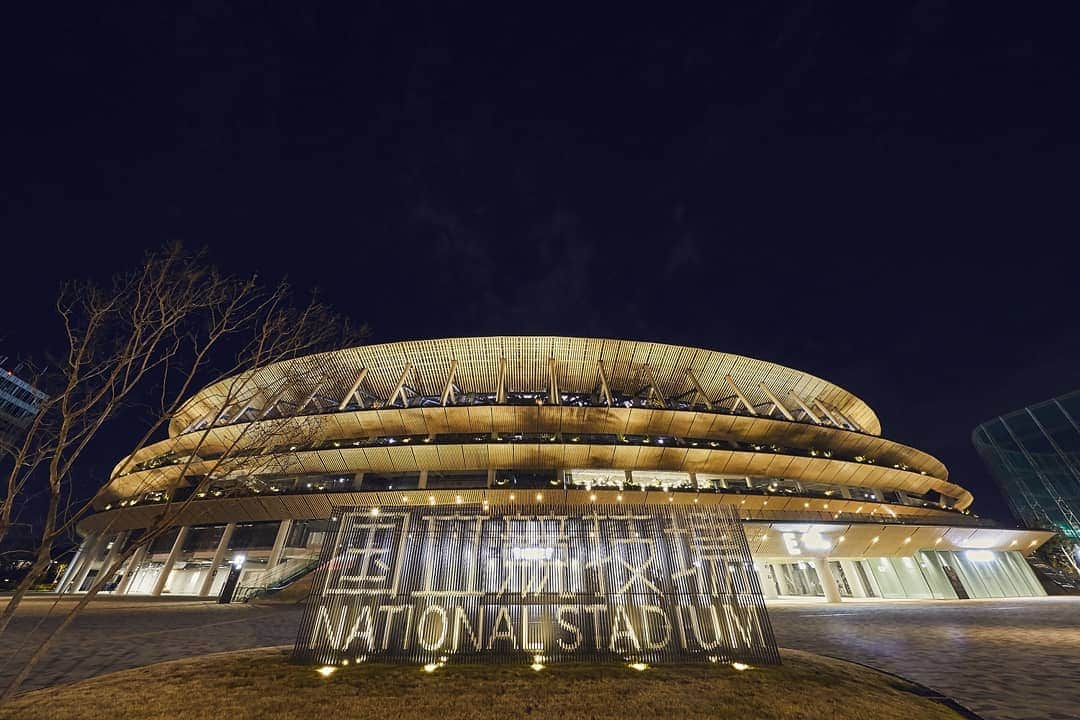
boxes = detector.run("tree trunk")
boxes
[0,548,131,700]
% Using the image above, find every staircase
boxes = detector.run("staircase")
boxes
[234,556,323,603]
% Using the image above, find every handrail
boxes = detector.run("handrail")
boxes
[234,556,322,603]
[185,391,866,438]
[261,556,320,589]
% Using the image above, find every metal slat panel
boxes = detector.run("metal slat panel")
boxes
[292,502,779,666]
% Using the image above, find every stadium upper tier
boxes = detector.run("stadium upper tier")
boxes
[97,337,972,511]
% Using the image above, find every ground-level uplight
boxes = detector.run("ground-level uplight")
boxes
[531,654,545,671]
[627,662,648,671]
[422,656,448,673]
[316,666,337,678]
[731,662,751,671]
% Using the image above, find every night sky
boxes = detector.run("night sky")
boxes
[3,3,1079,524]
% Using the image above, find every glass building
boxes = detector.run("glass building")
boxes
[973,390,1080,543]
[0,359,47,454]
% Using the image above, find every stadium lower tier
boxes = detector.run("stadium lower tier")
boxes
[59,490,1052,603]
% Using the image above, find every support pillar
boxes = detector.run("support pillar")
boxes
[56,534,94,593]
[266,520,292,572]
[840,560,868,598]
[117,541,149,595]
[814,557,843,604]
[151,526,189,597]
[756,564,778,599]
[774,563,794,596]
[66,533,107,594]
[198,523,236,598]
[97,531,130,590]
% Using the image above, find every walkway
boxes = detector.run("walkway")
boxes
[1,595,1078,720]
[768,597,1080,720]
[0,596,299,692]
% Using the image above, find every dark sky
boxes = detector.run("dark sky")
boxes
[3,2,1079,524]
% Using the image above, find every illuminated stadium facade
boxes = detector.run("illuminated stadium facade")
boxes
[60,337,1051,604]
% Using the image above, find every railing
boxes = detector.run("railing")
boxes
[234,556,322,603]
[191,389,866,437]
[118,468,970,523]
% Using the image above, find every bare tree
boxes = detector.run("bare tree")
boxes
[0,244,360,695]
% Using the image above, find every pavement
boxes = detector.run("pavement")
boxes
[0,594,1078,720]
[0,596,298,693]
[767,597,1080,720]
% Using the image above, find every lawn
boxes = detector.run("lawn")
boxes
[0,647,968,720]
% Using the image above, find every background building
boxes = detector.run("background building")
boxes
[973,391,1080,542]
[974,391,1080,579]
[60,337,1050,603]
[0,358,47,454]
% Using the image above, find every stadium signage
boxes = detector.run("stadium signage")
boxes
[293,504,779,665]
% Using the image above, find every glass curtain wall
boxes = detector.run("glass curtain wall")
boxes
[761,550,1044,600]
[973,390,1080,542]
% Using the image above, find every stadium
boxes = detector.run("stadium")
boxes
[60,337,1050,607]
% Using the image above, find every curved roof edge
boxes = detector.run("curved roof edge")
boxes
[168,336,884,438]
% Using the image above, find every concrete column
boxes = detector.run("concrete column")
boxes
[755,564,778,599]
[56,534,94,593]
[151,526,189,597]
[773,563,793,596]
[97,531,130,589]
[117,541,149,595]
[66,533,107,593]
[840,560,868,598]
[266,520,292,571]
[198,523,236,598]
[814,557,843,604]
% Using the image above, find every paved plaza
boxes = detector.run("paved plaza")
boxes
[768,597,1080,720]
[0,595,1078,719]
[0,596,299,692]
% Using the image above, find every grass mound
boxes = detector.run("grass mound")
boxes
[0,647,967,720]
